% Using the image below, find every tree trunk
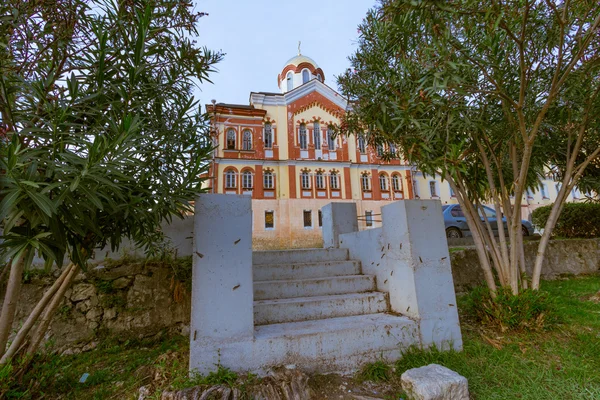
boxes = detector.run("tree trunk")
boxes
[25,264,79,358]
[0,249,29,359]
[0,264,74,364]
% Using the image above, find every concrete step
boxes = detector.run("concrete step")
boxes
[254,292,388,325]
[253,260,361,281]
[254,275,376,300]
[252,248,349,265]
[192,313,419,375]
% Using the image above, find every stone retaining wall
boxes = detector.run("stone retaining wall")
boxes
[5,260,191,354]
[450,238,600,292]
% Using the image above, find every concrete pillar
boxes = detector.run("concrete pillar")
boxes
[190,194,253,343]
[322,202,358,248]
[381,200,462,350]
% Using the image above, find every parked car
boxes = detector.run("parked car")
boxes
[442,204,534,239]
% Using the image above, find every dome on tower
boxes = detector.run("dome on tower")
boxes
[282,54,319,69]
[278,51,325,94]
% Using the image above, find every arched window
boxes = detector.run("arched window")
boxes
[316,172,325,189]
[226,129,236,150]
[286,72,293,91]
[330,172,339,190]
[313,122,321,149]
[242,130,252,150]
[225,169,236,188]
[392,174,402,192]
[379,174,388,191]
[263,171,274,189]
[327,127,336,150]
[361,173,371,191]
[301,171,311,189]
[264,123,273,148]
[242,170,253,189]
[357,135,366,154]
[299,123,308,150]
[317,73,322,82]
[302,69,310,84]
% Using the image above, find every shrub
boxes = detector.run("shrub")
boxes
[463,286,558,332]
[358,360,391,382]
[531,203,600,238]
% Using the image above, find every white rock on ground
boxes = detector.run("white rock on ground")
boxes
[400,364,469,400]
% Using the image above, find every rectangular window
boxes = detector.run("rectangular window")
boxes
[449,184,455,197]
[299,125,307,150]
[413,179,420,198]
[264,124,273,148]
[429,181,437,197]
[242,173,253,189]
[263,173,273,189]
[316,173,325,189]
[313,122,321,149]
[265,211,274,229]
[318,210,323,227]
[330,173,339,190]
[303,210,312,228]
[526,188,534,199]
[301,173,311,189]
[365,211,373,227]
[327,128,336,150]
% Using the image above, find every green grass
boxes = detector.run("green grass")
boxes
[3,275,599,399]
[393,275,600,399]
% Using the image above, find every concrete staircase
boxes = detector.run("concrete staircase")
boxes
[248,248,418,372]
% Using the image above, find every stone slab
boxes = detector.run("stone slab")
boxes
[401,364,469,400]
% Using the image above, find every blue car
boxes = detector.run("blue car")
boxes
[442,204,534,239]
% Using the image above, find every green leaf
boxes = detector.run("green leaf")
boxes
[27,190,56,218]
[0,190,21,222]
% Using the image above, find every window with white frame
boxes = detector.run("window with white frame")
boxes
[392,174,402,191]
[389,143,397,157]
[264,123,273,148]
[265,211,274,229]
[242,130,252,151]
[301,171,311,189]
[226,129,236,150]
[263,171,273,189]
[317,73,322,82]
[429,181,438,197]
[541,184,548,198]
[242,171,253,189]
[365,211,373,227]
[412,179,420,198]
[327,128,336,150]
[361,173,371,191]
[225,170,236,188]
[358,135,366,154]
[286,72,293,91]
[376,144,384,157]
[302,69,310,84]
[313,122,321,149]
[379,174,388,191]
[449,183,456,197]
[330,172,339,189]
[316,172,325,189]
[299,124,308,150]
[526,188,534,199]
[555,183,562,195]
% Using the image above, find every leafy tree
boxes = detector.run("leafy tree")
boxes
[0,0,222,364]
[339,0,600,295]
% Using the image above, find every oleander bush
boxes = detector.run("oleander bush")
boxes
[532,203,600,238]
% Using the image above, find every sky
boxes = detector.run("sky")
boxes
[194,0,376,107]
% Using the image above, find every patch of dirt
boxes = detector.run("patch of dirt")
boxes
[585,291,600,303]
[308,373,403,399]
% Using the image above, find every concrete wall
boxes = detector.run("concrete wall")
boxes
[450,238,600,292]
[338,200,463,351]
